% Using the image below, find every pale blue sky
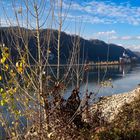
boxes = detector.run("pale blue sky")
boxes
[0,0,140,51]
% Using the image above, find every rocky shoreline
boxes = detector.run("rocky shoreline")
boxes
[83,87,140,123]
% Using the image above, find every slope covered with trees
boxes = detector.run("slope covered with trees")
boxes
[0,27,138,64]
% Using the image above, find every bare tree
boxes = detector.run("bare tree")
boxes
[0,0,94,139]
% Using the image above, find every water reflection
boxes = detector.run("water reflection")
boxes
[59,64,140,98]
[87,64,132,82]
[46,64,140,97]
[86,64,140,97]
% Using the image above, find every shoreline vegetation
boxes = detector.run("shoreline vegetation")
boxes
[22,86,140,139]
[81,86,140,139]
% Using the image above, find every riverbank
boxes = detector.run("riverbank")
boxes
[81,86,140,139]
[83,86,140,123]
[7,87,140,140]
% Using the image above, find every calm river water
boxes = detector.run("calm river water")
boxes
[63,64,140,98]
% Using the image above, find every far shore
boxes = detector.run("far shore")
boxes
[45,62,138,67]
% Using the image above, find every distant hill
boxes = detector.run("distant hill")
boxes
[133,51,140,57]
[0,27,139,64]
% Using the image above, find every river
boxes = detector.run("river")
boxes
[63,64,140,98]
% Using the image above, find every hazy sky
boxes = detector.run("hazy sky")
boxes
[1,0,140,51]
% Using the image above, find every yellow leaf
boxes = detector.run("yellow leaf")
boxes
[0,57,6,63]
[5,64,9,70]
[0,88,3,92]
[10,70,16,77]
[21,59,25,64]
[17,67,23,74]
[19,62,23,67]
[0,76,2,80]
[0,100,5,106]
[11,132,15,136]
[1,122,4,126]
[13,87,17,92]
[16,62,19,67]
[3,47,9,51]
[4,53,9,58]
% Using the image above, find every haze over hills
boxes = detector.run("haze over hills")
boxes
[0,27,139,64]
[133,51,140,57]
